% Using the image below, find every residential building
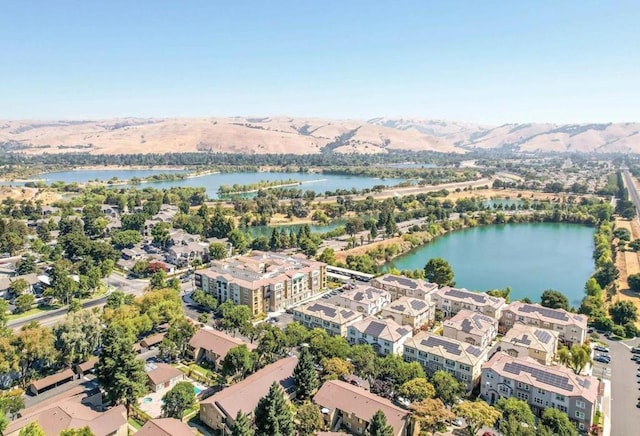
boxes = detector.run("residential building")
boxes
[333,286,391,315]
[313,380,412,436]
[293,301,363,336]
[347,317,413,356]
[28,369,75,396]
[199,357,297,432]
[166,241,209,267]
[370,274,438,301]
[380,296,433,330]
[0,273,40,299]
[500,301,588,346]
[481,352,599,432]
[403,332,489,391]
[432,286,506,319]
[496,323,559,365]
[196,251,327,315]
[137,418,194,436]
[145,362,185,392]
[442,309,498,349]
[187,328,255,368]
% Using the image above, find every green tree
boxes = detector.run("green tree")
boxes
[110,230,142,248]
[95,324,147,412]
[317,248,336,265]
[431,370,464,406]
[609,300,639,325]
[209,242,229,260]
[13,322,57,387]
[628,273,640,292]
[410,398,455,436]
[232,410,255,436]
[151,222,171,247]
[557,344,592,375]
[540,290,570,310]
[149,270,168,289]
[368,410,394,436]
[59,427,95,436]
[423,258,455,286]
[495,397,535,436]
[283,322,309,348]
[254,382,294,436]
[584,277,603,298]
[53,309,103,366]
[222,345,256,381]
[9,278,29,296]
[161,381,195,419]
[321,357,353,381]
[293,347,319,400]
[14,294,35,314]
[18,422,45,436]
[218,301,252,335]
[295,401,324,436]
[16,255,36,275]
[398,378,435,403]
[538,407,578,436]
[452,401,501,436]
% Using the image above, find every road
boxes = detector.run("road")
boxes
[622,168,640,218]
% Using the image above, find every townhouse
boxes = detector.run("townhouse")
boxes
[370,274,438,301]
[496,323,559,365]
[432,286,506,319]
[332,286,391,315]
[347,317,413,356]
[442,309,498,349]
[293,301,363,336]
[380,296,433,330]
[187,328,256,368]
[500,302,588,346]
[403,332,489,391]
[481,352,599,432]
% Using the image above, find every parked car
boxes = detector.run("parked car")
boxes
[594,345,610,353]
[594,355,611,364]
[631,347,640,354]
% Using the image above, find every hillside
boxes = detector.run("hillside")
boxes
[1,117,639,155]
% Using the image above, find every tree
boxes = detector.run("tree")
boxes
[254,382,294,436]
[95,324,147,411]
[59,427,95,436]
[368,410,394,436]
[628,273,640,292]
[423,258,455,286]
[431,370,463,406]
[13,322,57,387]
[349,344,378,380]
[557,344,592,375]
[232,410,255,436]
[222,345,256,381]
[19,422,45,436]
[410,398,455,436]
[14,294,35,314]
[321,357,353,380]
[295,401,324,436]
[398,378,435,403]
[609,300,639,325]
[17,255,36,275]
[53,309,103,366]
[209,242,229,260]
[495,397,535,436]
[294,347,319,400]
[110,230,142,248]
[538,407,578,436]
[540,290,570,310]
[283,322,309,348]
[151,222,171,247]
[584,277,603,298]
[218,301,252,335]
[159,318,196,362]
[149,270,168,289]
[9,278,29,296]
[452,401,501,436]
[161,381,195,418]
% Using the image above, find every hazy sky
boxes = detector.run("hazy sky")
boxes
[1,1,638,124]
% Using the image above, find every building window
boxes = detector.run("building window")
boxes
[517,382,530,391]
[555,394,565,402]
[499,385,510,394]
[537,388,546,395]
[575,411,585,419]
[516,392,528,401]
[576,400,585,409]
[533,397,543,405]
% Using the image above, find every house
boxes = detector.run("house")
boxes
[495,323,559,365]
[28,369,76,396]
[481,352,599,432]
[121,246,146,261]
[432,286,506,319]
[187,328,255,368]
[199,357,297,432]
[293,301,363,337]
[380,296,433,330]
[403,332,489,391]
[140,332,165,349]
[197,251,327,315]
[145,362,184,392]
[4,391,127,436]
[75,357,98,378]
[0,273,40,299]
[100,204,120,218]
[332,286,391,315]
[500,302,588,346]
[442,309,498,349]
[347,317,413,356]
[370,274,438,301]
[166,242,209,267]
[313,380,412,436]
[169,229,202,246]
[137,418,194,436]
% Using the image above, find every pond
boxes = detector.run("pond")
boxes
[385,223,595,306]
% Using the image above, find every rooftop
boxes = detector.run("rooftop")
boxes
[348,317,412,342]
[500,323,559,354]
[137,418,194,436]
[145,363,184,386]
[404,331,487,365]
[338,286,389,304]
[436,286,506,310]
[443,309,497,335]
[506,301,588,327]
[372,274,438,293]
[188,328,255,360]
[294,301,362,324]
[382,296,430,316]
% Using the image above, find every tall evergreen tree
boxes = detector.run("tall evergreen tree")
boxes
[368,410,394,436]
[293,347,319,400]
[232,410,255,436]
[254,382,294,436]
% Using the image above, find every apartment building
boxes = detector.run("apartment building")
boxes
[500,302,588,346]
[380,296,433,330]
[496,323,559,365]
[195,251,326,315]
[333,286,391,315]
[293,301,363,336]
[442,309,498,349]
[432,286,506,319]
[347,317,413,356]
[370,274,438,300]
[403,332,489,390]
[481,352,599,432]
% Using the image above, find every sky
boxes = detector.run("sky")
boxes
[1,1,638,124]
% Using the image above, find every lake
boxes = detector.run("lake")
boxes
[385,223,595,306]
[36,169,186,183]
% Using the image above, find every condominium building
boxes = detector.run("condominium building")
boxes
[496,323,559,365]
[293,301,363,336]
[442,309,498,349]
[481,352,599,432]
[347,317,413,356]
[380,296,433,330]
[500,302,588,346]
[432,286,506,319]
[195,251,326,315]
[333,286,391,315]
[403,332,489,390]
[370,274,438,301]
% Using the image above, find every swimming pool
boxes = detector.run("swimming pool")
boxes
[194,386,203,395]
[142,397,153,404]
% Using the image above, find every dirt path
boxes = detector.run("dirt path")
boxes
[614,217,640,324]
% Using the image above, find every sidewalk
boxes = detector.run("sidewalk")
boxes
[602,379,611,436]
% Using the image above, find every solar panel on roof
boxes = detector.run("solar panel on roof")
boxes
[503,362,574,392]
[465,345,483,358]
[420,336,463,356]
[515,334,532,345]
[445,288,488,304]
[363,320,387,337]
[389,304,406,312]
[397,327,411,336]
[534,329,552,344]
[409,299,427,310]
[519,304,569,321]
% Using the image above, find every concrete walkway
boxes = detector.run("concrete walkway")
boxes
[602,379,611,436]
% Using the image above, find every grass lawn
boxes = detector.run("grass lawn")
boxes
[128,418,143,430]
[7,304,58,321]
[189,363,213,376]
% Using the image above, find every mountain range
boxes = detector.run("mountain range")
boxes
[1,117,638,155]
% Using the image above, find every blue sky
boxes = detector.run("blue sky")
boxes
[1,1,638,123]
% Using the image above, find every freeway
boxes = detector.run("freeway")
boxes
[622,168,640,218]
